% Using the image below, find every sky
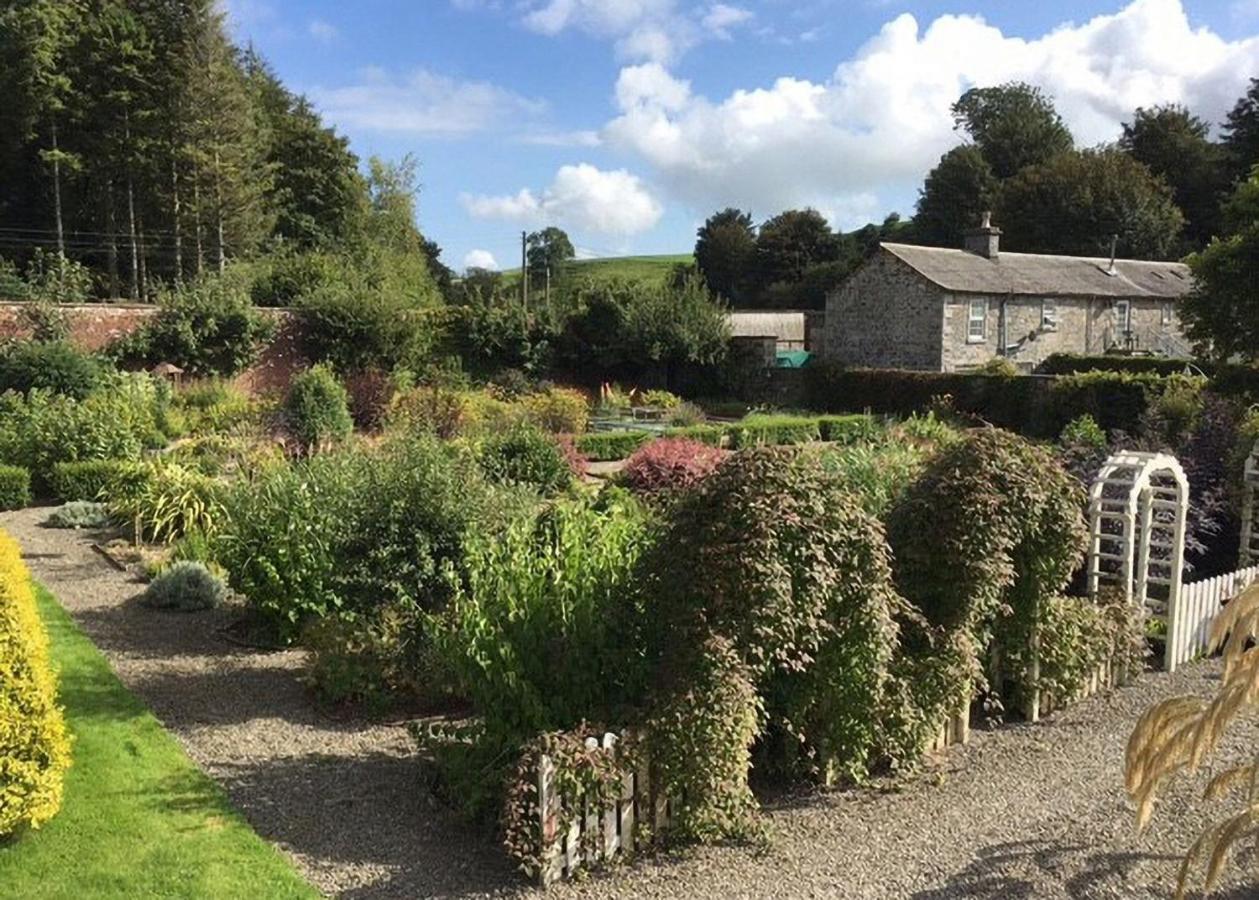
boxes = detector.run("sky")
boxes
[221,0,1259,274]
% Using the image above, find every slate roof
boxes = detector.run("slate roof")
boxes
[881,243,1192,299]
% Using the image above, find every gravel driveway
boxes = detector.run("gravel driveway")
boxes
[5,505,1258,899]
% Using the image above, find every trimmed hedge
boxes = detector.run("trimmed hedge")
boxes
[0,529,72,836]
[1037,353,1204,377]
[663,424,727,447]
[574,430,652,462]
[726,415,822,449]
[48,459,134,503]
[0,465,31,511]
[800,363,1201,438]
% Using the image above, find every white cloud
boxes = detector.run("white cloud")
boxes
[308,18,337,42]
[310,68,544,137]
[511,0,705,62]
[518,129,603,147]
[463,249,500,271]
[702,4,753,39]
[602,0,1259,228]
[462,163,663,236]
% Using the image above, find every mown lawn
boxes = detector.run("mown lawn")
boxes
[0,585,318,899]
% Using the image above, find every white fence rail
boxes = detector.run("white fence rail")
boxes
[1165,565,1259,672]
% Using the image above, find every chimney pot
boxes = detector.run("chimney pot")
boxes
[964,211,1001,260]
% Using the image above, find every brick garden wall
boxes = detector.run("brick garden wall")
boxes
[0,302,308,396]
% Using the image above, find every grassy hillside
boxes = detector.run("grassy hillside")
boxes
[501,254,693,286]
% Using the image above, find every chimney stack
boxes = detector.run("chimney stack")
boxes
[964,211,1001,260]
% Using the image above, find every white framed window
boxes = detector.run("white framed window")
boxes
[1161,303,1173,326]
[1041,298,1058,330]
[1116,299,1131,333]
[967,297,987,342]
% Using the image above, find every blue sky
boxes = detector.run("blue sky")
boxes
[223,0,1259,273]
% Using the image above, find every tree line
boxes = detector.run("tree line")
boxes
[0,0,451,301]
[695,81,1259,311]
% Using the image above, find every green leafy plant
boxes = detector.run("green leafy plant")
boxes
[0,341,104,399]
[110,464,224,545]
[45,502,111,530]
[1059,414,1107,449]
[109,273,275,378]
[520,387,589,435]
[284,364,353,452]
[0,465,32,511]
[140,561,229,612]
[477,425,578,495]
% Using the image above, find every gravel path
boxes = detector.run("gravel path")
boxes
[6,505,1259,899]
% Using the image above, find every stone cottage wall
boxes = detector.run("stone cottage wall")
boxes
[942,295,1188,372]
[0,302,307,395]
[824,250,943,371]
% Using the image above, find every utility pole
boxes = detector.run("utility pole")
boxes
[521,230,529,314]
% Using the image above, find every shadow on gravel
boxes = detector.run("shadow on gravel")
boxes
[910,839,1181,899]
[211,751,522,899]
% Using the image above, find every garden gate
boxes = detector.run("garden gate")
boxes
[1087,451,1189,670]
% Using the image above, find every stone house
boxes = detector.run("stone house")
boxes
[823,215,1193,372]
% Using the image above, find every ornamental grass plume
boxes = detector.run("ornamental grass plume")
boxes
[1124,582,1259,898]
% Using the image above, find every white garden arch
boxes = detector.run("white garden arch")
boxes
[1087,452,1188,643]
[1240,441,1259,567]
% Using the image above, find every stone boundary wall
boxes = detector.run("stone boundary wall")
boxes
[0,302,308,395]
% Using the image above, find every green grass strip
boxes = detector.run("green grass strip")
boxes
[0,585,319,899]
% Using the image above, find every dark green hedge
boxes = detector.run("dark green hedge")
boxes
[801,363,1194,438]
[663,424,728,446]
[574,430,652,461]
[1037,354,1205,377]
[0,464,31,510]
[726,415,822,449]
[48,459,135,502]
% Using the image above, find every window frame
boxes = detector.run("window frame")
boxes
[967,297,988,343]
[1116,299,1132,333]
[1041,297,1058,331]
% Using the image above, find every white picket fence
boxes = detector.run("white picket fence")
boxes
[536,733,678,887]
[1164,565,1259,672]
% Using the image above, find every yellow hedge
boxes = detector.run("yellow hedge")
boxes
[0,529,71,836]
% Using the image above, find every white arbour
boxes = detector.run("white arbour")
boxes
[1240,441,1259,567]
[1087,452,1189,666]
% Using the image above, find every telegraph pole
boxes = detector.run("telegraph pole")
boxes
[521,230,529,314]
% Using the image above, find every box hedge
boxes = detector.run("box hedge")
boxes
[726,415,822,449]
[0,465,31,511]
[663,424,728,447]
[48,459,135,502]
[0,529,72,836]
[573,430,652,462]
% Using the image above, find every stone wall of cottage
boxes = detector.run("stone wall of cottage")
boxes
[823,250,943,371]
[0,302,308,395]
[942,294,1188,372]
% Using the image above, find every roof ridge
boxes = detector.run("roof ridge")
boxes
[879,241,1188,268]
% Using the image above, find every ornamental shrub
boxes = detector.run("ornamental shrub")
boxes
[1059,414,1107,450]
[886,428,1089,710]
[639,447,904,793]
[48,459,134,502]
[0,341,104,399]
[284,364,353,452]
[214,436,504,642]
[573,430,651,461]
[0,374,163,489]
[108,273,275,377]
[140,561,228,612]
[110,463,225,544]
[342,368,398,432]
[0,529,71,836]
[45,501,111,530]
[622,438,728,498]
[477,425,578,495]
[520,387,589,434]
[0,465,31,510]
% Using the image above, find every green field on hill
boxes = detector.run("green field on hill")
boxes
[501,254,693,286]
